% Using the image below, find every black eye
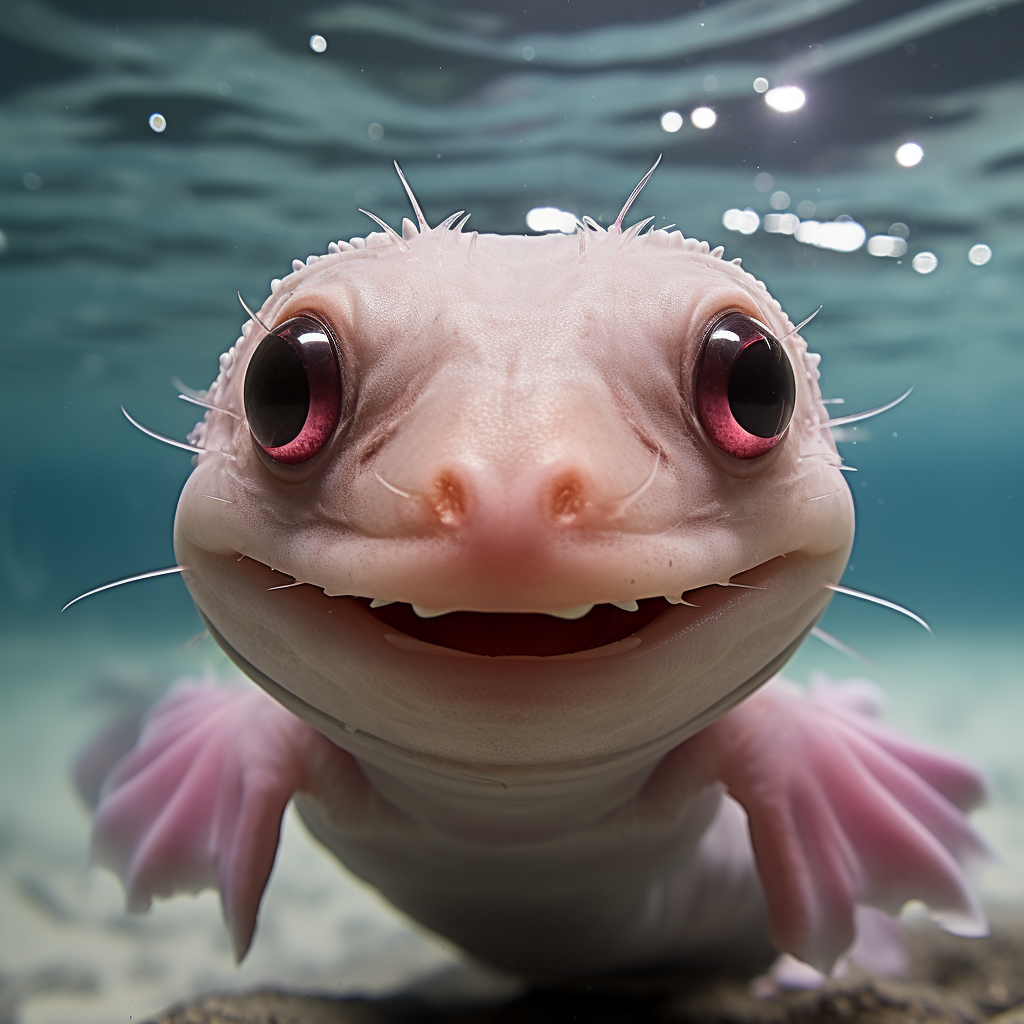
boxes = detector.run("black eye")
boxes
[243,315,341,464]
[694,312,796,460]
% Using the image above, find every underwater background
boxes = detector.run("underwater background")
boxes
[0,0,1022,1020]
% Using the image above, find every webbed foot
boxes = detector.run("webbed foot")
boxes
[646,676,989,973]
[86,679,363,959]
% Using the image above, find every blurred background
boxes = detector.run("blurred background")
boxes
[0,0,1021,1020]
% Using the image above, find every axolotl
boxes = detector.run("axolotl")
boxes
[80,164,988,981]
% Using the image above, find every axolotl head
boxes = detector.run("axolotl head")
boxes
[174,173,854,768]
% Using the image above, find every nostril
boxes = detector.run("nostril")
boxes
[548,473,587,525]
[431,472,467,527]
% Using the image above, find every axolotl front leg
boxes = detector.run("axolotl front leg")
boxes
[87,675,988,972]
[642,677,988,972]
[85,681,367,959]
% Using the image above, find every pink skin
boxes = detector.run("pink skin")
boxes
[640,679,988,972]
[85,187,988,976]
[90,681,366,960]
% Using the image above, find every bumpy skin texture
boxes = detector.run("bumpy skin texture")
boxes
[86,195,988,976]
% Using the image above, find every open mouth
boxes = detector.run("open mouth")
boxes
[235,554,775,660]
[357,598,673,657]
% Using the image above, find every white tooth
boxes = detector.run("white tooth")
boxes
[369,598,395,608]
[546,605,594,620]
[610,600,639,612]
[411,605,457,618]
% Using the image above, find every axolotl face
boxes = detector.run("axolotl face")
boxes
[173,207,854,768]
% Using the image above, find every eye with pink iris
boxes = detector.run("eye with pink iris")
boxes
[243,315,342,465]
[694,312,796,460]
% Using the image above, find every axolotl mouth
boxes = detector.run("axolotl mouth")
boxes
[243,555,774,658]
[177,538,839,766]
[359,597,670,657]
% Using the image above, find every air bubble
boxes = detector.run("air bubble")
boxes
[912,252,938,274]
[722,208,760,235]
[765,86,805,112]
[967,243,992,266]
[690,107,716,130]
[895,143,923,167]
[660,111,683,132]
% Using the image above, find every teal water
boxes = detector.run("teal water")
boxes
[0,1,1022,1020]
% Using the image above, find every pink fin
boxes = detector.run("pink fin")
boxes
[649,678,989,973]
[90,679,362,960]
[839,905,909,977]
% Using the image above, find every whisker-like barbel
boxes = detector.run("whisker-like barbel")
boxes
[613,154,662,234]
[779,305,822,341]
[608,450,661,518]
[810,625,880,668]
[825,582,931,633]
[799,451,855,472]
[62,565,187,612]
[615,216,656,257]
[172,376,206,401]
[435,210,467,257]
[394,161,429,233]
[178,393,242,420]
[825,386,913,428]
[237,292,273,336]
[121,407,236,460]
[374,471,414,500]
[359,209,411,251]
